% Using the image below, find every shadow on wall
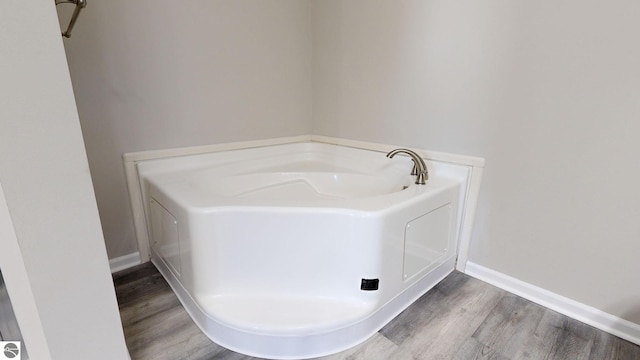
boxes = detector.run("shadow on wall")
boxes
[619,307,640,328]
[608,302,640,346]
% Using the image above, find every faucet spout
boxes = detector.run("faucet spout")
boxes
[386,148,428,185]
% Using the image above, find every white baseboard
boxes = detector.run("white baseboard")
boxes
[465,261,640,346]
[109,252,141,274]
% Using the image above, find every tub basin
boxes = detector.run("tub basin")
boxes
[138,142,465,359]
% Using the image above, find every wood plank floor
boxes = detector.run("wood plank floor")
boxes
[114,263,640,360]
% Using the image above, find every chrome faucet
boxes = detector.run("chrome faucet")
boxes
[386,148,428,185]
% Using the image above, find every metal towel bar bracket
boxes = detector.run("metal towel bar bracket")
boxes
[56,0,87,38]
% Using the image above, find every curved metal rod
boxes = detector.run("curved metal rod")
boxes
[56,0,87,38]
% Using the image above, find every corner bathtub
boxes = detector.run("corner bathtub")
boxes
[137,142,463,359]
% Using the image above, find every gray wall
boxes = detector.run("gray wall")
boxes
[63,0,640,329]
[313,0,640,324]
[63,0,313,258]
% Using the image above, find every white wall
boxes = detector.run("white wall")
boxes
[0,1,129,359]
[313,0,640,325]
[0,184,51,359]
[63,0,313,258]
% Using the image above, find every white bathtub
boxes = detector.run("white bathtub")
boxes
[137,142,465,359]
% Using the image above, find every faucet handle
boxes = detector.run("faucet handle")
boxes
[386,148,428,185]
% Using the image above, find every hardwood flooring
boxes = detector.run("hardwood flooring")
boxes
[114,263,640,360]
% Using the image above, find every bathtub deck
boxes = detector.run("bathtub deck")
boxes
[114,262,640,360]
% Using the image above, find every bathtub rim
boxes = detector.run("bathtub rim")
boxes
[123,135,485,271]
